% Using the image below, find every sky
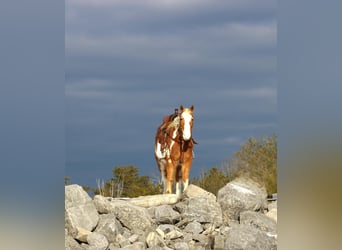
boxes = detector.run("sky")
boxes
[65,0,277,188]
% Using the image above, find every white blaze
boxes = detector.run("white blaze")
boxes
[181,112,192,140]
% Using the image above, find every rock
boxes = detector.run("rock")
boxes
[174,242,190,250]
[183,221,203,234]
[217,177,267,225]
[266,208,277,222]
[192,233,211,246]
[65,185,99,238]
[65,235,83,250]
[65,182,277,249]
[93,195,153,234]
[128,234,139,243]
[213,235,225,250]
[157,224,177,235]
[165,228,183,240]
[116,233,131,247]
[87,232,109,250]
[240,210,277,233]
[266,201,277,222]
[224,224,277,250]
[154,204,180,224]
[74,226,91,243]
[146,231,166,248]
[128,194,179,207]
[183,196,223,226]
[107,243,120,250]
[183,184,216,202]
[94,214,122,243]
[121,242,146,250]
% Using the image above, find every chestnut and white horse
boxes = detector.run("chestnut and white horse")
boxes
[154,105,196,195]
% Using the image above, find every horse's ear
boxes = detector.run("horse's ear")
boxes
[180,105,184,111]
[190,105,194,111]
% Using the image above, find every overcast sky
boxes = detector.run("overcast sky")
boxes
[65,0,277,188]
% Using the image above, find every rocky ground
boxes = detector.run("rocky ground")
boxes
[65,177,277,250]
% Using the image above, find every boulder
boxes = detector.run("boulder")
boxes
[94,213,122,244]
[217,177,267,225]
[65,185,99,238]
[65,235,83,250]
[93,195,153,234]
[87,232,109,250]
[224,224,277,250]
[240,210,277,233]
[154,204,180,224]
[183,196,223,226]
[183,184,216,202]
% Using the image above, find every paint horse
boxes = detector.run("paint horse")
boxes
[154,105,196,195]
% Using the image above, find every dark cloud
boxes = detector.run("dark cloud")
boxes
[66,0,277,187]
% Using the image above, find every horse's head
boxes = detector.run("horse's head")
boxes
[179,105,194,141]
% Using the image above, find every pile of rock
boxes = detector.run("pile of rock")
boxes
[65,177,277,250]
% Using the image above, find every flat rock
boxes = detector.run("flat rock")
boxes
[65,185,99,238]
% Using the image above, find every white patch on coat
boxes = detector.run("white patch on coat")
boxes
[169,129,178,154]
[181,112,192,140]
[155,142,165,159]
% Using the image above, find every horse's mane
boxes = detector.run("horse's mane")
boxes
[166,116,180,130]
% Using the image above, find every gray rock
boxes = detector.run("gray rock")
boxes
[87,232,109,250]
[268,200,277,211]
[146,231,166,248]
[213,235,225,250]
[129,234,140,243]
[116,233,131,247]
[108,243,120,250]
[74,227,91,243]
[224,224,277,250]
[183,197,223,226]
[65,185,99,238]
[192,233,210,245]
[266,201,277,222]
[174,242,190,250]
[121,242,146,250]
[65,235,83,250]
[183,221,203,234]
[156,224,177,236]
[240,211,277,233]
[95,213,122,243]
[165,229,183,240]
[93,195,153,234]
[183,184,216,202]
[154,204,180,224]
[217,177,267,225]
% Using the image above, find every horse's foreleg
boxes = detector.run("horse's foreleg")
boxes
[182,160,192,192]
[175,165,182,196]
[165,159,174,194]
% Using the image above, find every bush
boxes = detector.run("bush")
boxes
[92,165,161,197]
[227,135,277,195]
[192,167,230,196]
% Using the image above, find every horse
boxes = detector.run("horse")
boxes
[154,105,196,195]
